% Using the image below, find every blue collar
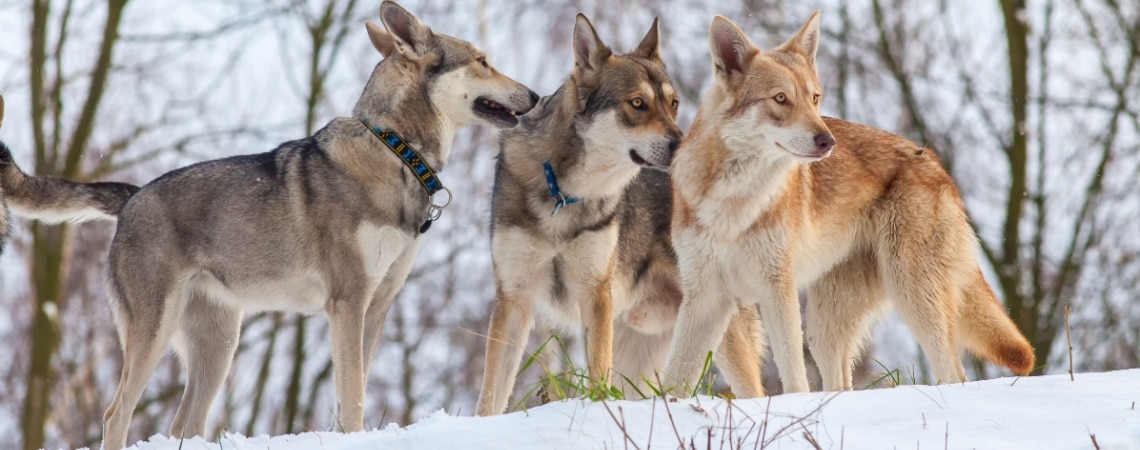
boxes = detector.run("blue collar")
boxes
[361,118,451,233]
[543,161,579,217]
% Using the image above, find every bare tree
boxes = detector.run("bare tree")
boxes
[22,3,130,449]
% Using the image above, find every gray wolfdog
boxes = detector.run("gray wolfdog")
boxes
[476,14,765,416]
[0,2,537,448]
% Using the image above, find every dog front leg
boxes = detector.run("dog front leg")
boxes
[476,287,535,416]
[583,275,615,388]
[756,277,811,393]
[362,240,421,384]
[662,276,737,397]
[328,294,369,432]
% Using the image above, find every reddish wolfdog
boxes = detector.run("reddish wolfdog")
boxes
[663,12,1034,394]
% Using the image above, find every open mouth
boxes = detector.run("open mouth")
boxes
[473,96,520,127]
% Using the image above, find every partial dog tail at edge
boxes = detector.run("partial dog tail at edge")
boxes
[958,268,1036,376]
[0,141,139,223]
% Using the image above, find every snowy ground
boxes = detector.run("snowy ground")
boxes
[117,370,1139,450]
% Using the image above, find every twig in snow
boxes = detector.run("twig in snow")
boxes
[647,396,655,449]
[654,373,687,448]
[1065,304,1075,381]
[600,400,641,450]
[801,423,823,450]
[1088,426,1101,449]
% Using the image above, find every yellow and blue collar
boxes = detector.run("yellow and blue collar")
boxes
[361,118,451,233]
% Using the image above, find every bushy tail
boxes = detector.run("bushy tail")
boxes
[958,268,1036,375]
[0,142,139,223]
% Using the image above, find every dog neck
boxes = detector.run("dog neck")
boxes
[672,104,801,238]
[350,61,457,170]
[505,83,642,204]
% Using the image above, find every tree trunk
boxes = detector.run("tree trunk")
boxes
[23,1,129,447]
[996,0,1043,371]
[23,225,66,450]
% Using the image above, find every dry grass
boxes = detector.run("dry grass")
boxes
[599,389,839,449]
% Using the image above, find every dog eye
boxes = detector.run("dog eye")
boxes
[630,98,646,110]
[774,93,787,104]
[670,99,679,111]
[812,94,821,105]
[476,56,488,68]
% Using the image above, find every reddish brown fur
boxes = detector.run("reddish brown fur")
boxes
[664,13,1033,394]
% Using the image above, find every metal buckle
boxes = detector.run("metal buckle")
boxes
[428,186,452,221]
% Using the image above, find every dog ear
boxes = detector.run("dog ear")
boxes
[572,14,612,81]
[365,22,396,58]
[631,17,661,61]
[776,10,821,69]
[708,16,757,82]
[379,0,433,57]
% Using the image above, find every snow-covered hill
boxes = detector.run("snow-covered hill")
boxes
[119,370,1139,450]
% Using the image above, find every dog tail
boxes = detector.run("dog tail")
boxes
[0,142,139,223]
[958,268,1036,376]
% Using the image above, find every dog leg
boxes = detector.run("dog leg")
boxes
[877,248,967,385]
[476,288,535,415]
[662,274,737,396]
[611,321,671,399]
[807,252,888,391]
[103,285,186,450]
[891,281,966,384]
[754,275,811,394]
[328,286,372,433]
[362,240,420,385]
[169,294,242,439]
[583,276,615,387]
[713,306,766,398]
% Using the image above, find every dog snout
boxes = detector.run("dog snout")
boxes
[668,138,680,154]
[528,89,540,105]
[814,133,835,154]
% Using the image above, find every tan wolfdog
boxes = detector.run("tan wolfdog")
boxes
[662,12,1035,394]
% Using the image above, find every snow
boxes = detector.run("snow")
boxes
[116,370,1140,450]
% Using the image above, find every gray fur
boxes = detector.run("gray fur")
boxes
[0,146,138,225]
[0,2,537,448]
[478,15,720,416]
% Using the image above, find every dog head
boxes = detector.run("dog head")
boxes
[701,12,834,162]
[571,15,683,171]
[362,1,538,130]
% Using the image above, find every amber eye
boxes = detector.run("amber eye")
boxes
[630,98,646,110]
[476,56,488,67]
[812,93,821,105]
[774,93,787,104]
[670,99,679,111]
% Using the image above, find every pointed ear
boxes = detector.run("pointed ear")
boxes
[709,16,758,80]
[365,22,396,57]
[572,14,612,79]
[379,0,433,57]
[631,17,661,61]
[777,10,821,68]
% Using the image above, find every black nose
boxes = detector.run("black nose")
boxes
[668,139,680,153]
[814,133,835,153]
[527,89,540,104]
